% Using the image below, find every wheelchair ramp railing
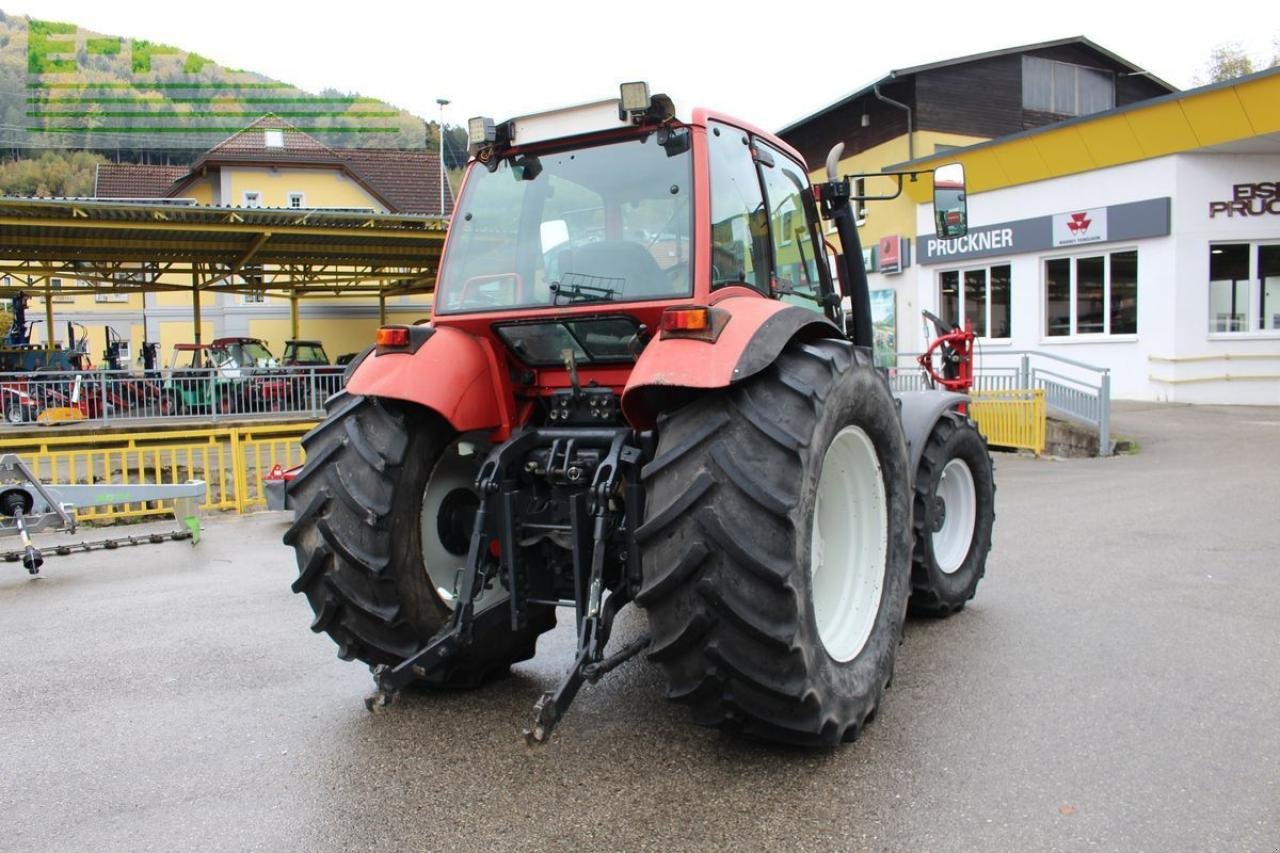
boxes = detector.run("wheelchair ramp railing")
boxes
[891,349,1112,455]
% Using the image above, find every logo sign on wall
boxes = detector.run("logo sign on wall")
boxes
[1053,207,1108,247]
[878,235,910,274]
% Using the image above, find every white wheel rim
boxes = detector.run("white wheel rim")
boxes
[810,425,888,663]
[419,441,503,612]
[932,458,976,575]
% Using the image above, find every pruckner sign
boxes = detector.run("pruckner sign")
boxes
[1209,183,1280,217]
[919,198,1170,265]
[924,227,1016,259]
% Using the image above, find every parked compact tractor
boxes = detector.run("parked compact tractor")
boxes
[284,84,995,745]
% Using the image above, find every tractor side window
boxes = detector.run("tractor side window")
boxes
[707,122,769,294]
[756,142,823,313]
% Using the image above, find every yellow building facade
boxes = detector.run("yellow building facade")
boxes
[21,116,449,368]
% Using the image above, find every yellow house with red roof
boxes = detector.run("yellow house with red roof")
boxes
[18,115,451,366]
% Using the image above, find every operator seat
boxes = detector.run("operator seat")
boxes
[561,240,673,298]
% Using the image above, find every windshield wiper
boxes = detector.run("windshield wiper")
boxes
[549,276,619,305]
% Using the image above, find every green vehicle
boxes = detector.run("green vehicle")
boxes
[161,342,259,415]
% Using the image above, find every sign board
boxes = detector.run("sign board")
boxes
[920,197,1170,265]
[869,288,896,368]
[879,236,902,274]
[1053,207,1108,247]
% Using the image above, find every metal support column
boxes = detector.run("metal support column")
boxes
[289,290,300,340]
[378,292,387,327]
[43,277,54,350]
[192,266,203,346]
[1099,371,1112,456]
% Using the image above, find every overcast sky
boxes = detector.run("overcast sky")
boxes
[8,0,1278,131]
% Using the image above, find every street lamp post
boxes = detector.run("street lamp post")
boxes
[436,98,450,217]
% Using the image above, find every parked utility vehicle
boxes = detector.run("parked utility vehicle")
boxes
[284,84,995,745]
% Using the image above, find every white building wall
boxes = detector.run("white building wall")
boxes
[1166,154,1280,404]
[911,153,1280,404]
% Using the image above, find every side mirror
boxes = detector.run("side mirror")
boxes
[933,163,967,239]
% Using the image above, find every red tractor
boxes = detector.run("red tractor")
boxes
[284,84,995,745]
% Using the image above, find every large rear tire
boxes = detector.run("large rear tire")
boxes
[638,340,912,746]
[284,392,554,686]
[908,412,995,616]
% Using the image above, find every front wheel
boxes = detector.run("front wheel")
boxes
[908,412,995,616]
[638,340,912,746]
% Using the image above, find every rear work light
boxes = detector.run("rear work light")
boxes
[659,305,729,342]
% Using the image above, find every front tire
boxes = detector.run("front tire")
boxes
[284,392,554,686]
[638,340,912,746]
[908,412,995,616]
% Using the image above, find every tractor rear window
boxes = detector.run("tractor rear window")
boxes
[495,317,640,366]
[436,135,692,314]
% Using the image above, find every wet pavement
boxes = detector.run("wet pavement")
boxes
[2,402,1277,851]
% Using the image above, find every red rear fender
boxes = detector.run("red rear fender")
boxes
[621,297,843,428]
[345,325,508,435]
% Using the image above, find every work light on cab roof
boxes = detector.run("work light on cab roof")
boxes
[466,81,676,157]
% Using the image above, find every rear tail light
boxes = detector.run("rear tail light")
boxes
[659,305,728,342]
[661,306,709,332]
[376,326,411,348]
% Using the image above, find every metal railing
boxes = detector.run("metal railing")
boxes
[0,366,344,427]
[891,349,1112,454]
[0,422,314,522]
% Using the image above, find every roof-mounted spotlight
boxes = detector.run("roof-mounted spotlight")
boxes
[467,116,496,154]
[619,81,652,123]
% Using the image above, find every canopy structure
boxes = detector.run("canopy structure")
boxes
[0,198,448,342]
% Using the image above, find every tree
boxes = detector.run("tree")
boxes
[1204,43,1255,83]
[1198,39,1280,84]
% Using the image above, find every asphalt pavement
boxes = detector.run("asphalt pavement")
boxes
[1,402,1277,852]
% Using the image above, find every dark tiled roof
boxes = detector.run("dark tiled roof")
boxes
[186,115,453,214]
[194,115,340,166]
[341,148,453,215]
[94,164,189,198]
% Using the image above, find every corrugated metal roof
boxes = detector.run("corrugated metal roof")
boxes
[0,198,446,295]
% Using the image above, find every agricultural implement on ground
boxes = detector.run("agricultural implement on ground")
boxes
[0,454,205,575]
[284,84,995,745]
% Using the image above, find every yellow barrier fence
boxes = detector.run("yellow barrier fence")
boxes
[0,422,316,522]
[969,389,1046,454]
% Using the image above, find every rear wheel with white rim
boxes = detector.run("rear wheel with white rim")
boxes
[909,411,995,616]
[284,392,554,686]
[639,339,912,746]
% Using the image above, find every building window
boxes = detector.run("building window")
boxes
[45,277,74,304]
[1210,242,1280,333]
[1022,57,1114,116]
[854,177,868,226]
[1044,250,1138,337]
[240,291,268,305]
[242,191,262,208]
[939,264,1011,339]
[287,192,305,209]
[264,129,284,148]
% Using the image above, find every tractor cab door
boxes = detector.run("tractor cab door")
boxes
[706,121,836,323]
[753,140,829,317]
